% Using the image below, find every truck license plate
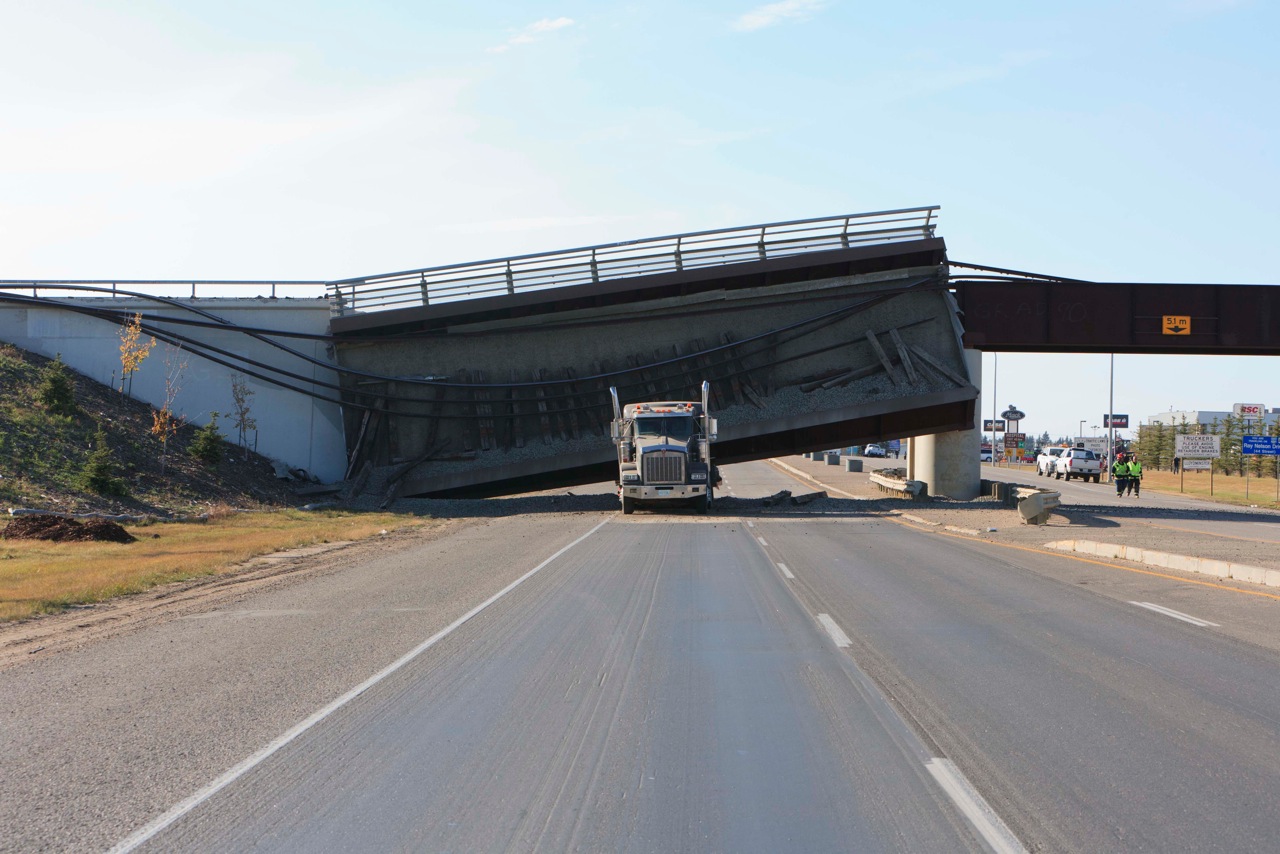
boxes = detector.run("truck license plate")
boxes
[656,488,671,496]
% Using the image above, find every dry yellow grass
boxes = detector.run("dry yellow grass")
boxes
[0,510,427,622]
[1141,469,1280,509]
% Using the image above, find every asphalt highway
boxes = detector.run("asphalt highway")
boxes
[6,462,1280,852]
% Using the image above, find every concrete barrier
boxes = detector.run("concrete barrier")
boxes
[825,452,841,465]
[844,459,863,472]
[869,471,926,500]
[1016,488,1060,525]
[1044,539,1279,588]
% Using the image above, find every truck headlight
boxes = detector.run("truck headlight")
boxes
[690,472,707,481]
[621,472,641,483]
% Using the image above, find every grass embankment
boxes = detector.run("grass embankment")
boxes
[985,462,1280,509]
[0,510,426,622]
[1141,469,1280,509]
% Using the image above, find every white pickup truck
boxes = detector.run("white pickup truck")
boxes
[1052,447,1102,482]
[1036,447,1066,477]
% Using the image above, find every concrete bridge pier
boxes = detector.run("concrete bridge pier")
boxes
[908,350,981,499]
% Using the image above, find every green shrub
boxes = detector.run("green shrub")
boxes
[39,354,79,418]
[78,426,128,496]
[190,412,225,466]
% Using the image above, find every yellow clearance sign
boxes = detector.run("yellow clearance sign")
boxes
[1163,315,1191,335]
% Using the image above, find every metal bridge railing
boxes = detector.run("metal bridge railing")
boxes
[0,280,327,301]
[327,206,938,316]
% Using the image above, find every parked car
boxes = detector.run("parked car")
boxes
[863,444,887,458]
[979,450,992,462]
[1036,446,1066,477]
[1054,447,1102,482]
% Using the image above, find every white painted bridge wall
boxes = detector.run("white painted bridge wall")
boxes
[0,298,346,483]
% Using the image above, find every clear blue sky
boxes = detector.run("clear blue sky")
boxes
[4,0,1277,439]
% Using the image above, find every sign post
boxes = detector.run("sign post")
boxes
[1001,406,1026,466]
[1176,434,1222,495]
[1242,435,1280,502]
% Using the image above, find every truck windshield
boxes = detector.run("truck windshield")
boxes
[635,417,695,440]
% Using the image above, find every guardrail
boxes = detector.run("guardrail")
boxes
[0,280,327,300]
[327,207,939,316]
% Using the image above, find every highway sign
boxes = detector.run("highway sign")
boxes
[1175,434,1221,457]
[1182,459,1212,470]
[1003,432,1026,449]
[1104,413,1128,428]
[1234,403,1267,419]
[983,419,1006,431]
[1242,435,1280,455]
[1001,407,1026,421]
[1163,315,1190,335]
[1080,437,1106,455]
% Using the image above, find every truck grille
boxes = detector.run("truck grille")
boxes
[643,451,686,485]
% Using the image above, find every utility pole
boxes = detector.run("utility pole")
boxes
[1107,353,1115,481]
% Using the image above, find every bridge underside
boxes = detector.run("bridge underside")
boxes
[332,238,978,498]
[954,274,1280,354]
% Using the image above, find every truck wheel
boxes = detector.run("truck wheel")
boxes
[1036,466,1043,477]
[622,496,635,515]
[1092,474,1100,483]
[697,492,710,514]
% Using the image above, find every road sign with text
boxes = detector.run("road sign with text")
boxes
[1242,435,1280,456]
[1104,414,1128,428]
[1182,459,1212,471]
[1175,434,1221,458]
[1234,403,1266,419]
[983,419,1006,431]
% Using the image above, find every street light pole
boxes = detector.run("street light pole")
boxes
[1107,353,1115,482]
[992,352,999,465]
[1079,420,1086,444]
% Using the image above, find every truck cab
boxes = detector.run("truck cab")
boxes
[612,383,718,514]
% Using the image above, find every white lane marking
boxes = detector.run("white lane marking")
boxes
[757,536,768,546]
[926,758,1027,854]
[108,519,611,854]
[746,520,755,528]
[1130,601,1219,627]
[777,562,795,580]
[816,613,851,648]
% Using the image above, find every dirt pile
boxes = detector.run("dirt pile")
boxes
[1,514,136,543]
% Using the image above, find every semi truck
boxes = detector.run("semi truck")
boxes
[610,381,719,514]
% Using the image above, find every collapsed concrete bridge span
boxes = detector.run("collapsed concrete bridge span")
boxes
[329,209,978,498]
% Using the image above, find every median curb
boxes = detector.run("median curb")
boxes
[1043,539,1280,589]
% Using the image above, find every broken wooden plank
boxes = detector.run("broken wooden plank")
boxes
[864,330,902,387]
[563,368,582,440]
[534,369,554,445]
[888,328,919,384]
[909,344,970,386]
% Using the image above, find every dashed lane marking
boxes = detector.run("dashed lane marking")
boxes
[1130,601,1219,627]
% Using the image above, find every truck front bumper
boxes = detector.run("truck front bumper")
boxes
[622,484,706,500]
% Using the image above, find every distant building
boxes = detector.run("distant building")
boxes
[1145,409,1280,430]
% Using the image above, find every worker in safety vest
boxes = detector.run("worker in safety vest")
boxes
[1112,452,1129,497]
[1125,455,1143,497]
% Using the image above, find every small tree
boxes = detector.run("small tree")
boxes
[119,313,156,397]
[190,412,225,466]
[150,345,188,475]
[78,425,128,496]
[229,374,257,460]
[39,354,79,418]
